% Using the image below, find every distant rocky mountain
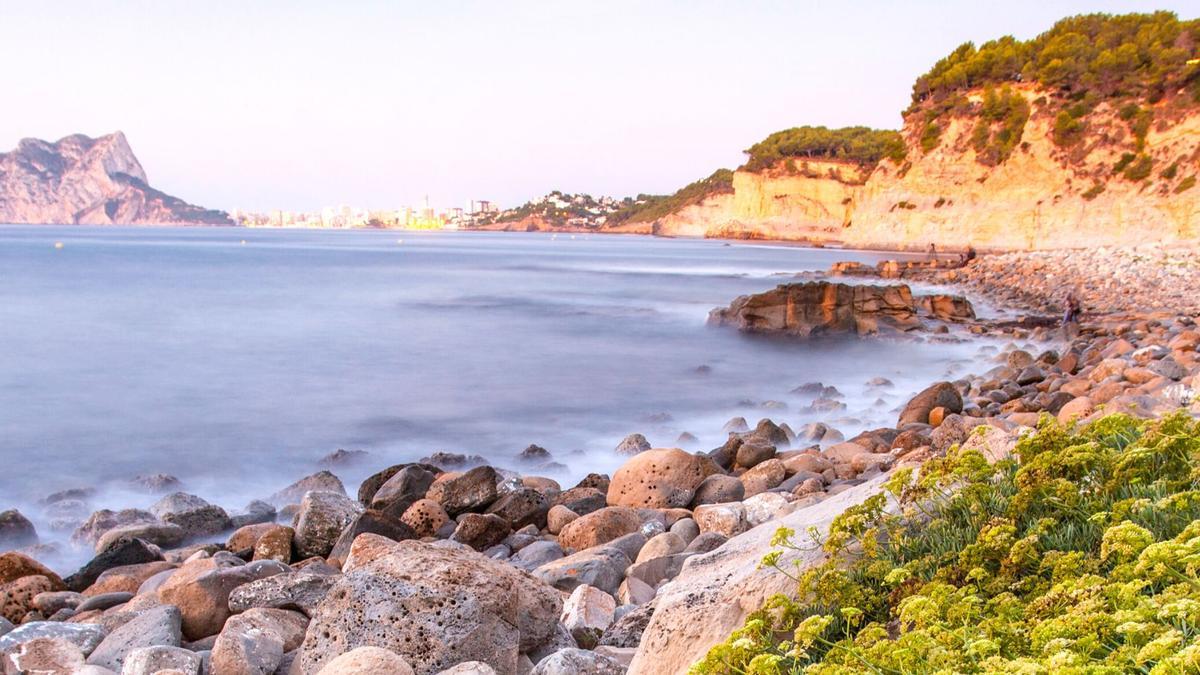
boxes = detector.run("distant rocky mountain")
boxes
[0,132,232,225]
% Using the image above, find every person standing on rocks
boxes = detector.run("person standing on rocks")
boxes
[927,243,938,262]
[1063,290,1083,325]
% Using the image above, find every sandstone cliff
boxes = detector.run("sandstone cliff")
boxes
[0,132,232,225]
[629,94,1200,250]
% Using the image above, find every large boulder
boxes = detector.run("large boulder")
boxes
[607,448,720,509]
[0,510,37,549]
[316,646,414,675]
[708,281,921,336]
[0,553,64,588]
[121,645,203,675]
[627,474,889,675]
[157,556,288,640]
[292,491,363,560]
[369,466,436,518]
[71,509,158,548]
[1,636,85,674]
[485,488,550,530]
[0,622,106,658]
[917,294,976,321]
[64,537,164,592]
[533,547,630,597]
[531,648,626,675]
[297,535,562,674]
[327,509,415,566]
[210,608,308,675]
[227,569,338,618]
[897,381,963,426]
[269,471,347,507]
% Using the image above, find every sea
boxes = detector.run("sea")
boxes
[0,226,994,565]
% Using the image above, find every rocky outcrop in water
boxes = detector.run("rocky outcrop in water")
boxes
[707,281,926,336]
[0,132,231,225]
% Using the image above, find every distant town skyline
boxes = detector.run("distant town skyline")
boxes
[2,1,1194,212]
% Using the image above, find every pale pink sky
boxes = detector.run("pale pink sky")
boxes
[1,1,1193,212]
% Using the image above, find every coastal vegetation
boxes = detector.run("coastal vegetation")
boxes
[607,169,735,225]
[741,127,907,173]
[692,411,1200,673]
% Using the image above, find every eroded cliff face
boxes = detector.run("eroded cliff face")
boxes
[642,90,1200,250]
[0,132,232,225]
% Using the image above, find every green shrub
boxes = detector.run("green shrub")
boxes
[1162,162,1180,180]
[1175,176,1197,193]
[1052,110,1087,147]
[607,169,734,225]
[692,412,1200,674]
[1112,152,1137,174]
[1123,154,1153,181]
[1082,183,1106,200]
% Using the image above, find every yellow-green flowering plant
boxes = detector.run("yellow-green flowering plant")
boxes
[691,412,1200,674]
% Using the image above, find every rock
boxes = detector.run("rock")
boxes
[708,281,921,336]
[1,575,57,623]
[400,499,451,538]
[291,491,363,560]
[625,553,693,588]
[961,426,1017,464]
[1151,357,1187,380]
[738,459,786,496]
[328,510,415,566]
[533,547,631,597]
[628,474,889,674]
[320,449,369,468]
[668,518,699,544]
[84,604,181,672]
[558,507,641,552]
[531,648,626,675]
[560,585,616,649]
[269,471,347,508]
[599,601,656,648]
[897,381,963,426]
[485,488,550,530]
[545,505,579,535]
[692,503,747,538]
[75,592,133,612]
[512,541,564,570]
[149,493,233,538]
[252,525,294,564]
[230,500,277,530]
[227,523,279,553]
[436,661,496,675]
[675,432,699,447]
[120,645,202,675]
[65,538,164,592]
[128,474,183,494]
[297,536,562,674]
[742,492,791,528]
[608,448,720,509]
[918,294,976,321]
[745,419,790,447]
[450,514,512,552]
[635,532,686,564]
[315,646,414,675]
[369,466,436,518]
[1057,396,1096,423]
[615,433,652,455]
[157,557,288,640]
[617,577,656,606]
[733,441,774,469]
[71,509,159,548]
[0,622,106,658]
[1,636,85,673]
[31,591,81,615]
[426,466,499,516]
[0,511,37,549]
[227,569,338,618]
[210,609,307,675]
[94,522,185,554]
[551,488,607,517]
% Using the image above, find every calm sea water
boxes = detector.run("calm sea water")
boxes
[0,227,985,553]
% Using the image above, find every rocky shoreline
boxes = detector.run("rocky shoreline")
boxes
[1,244,1198,675]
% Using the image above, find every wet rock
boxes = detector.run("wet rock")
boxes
[292,491,363,560]
[84,604,181,672]
[71,509,158,549]
[297,536,562,674]
[533,547,631,597]
[150,493,233,539]
[95,522,184,554]
[227,569,338,618]
[721,417,749,433]
[315,646,414,675]
[319,449,368,468]
[560,585,615,649]
[121,645,202,675]
[268,471,347,508]
[64,538,162,593]
[676,432,700,447]
[229,501,277,530]
[615,433,651,455]
[745,419,790,448]
[608,448,720,509]
[419,452,489,470]
[427,466,499,516]
[558,507,641,552]
[708,281,921,336]
[897,381,963,426]
[574,473,611,493]
[328,509,415,566]
[918,294,976,321]
[0,510,37,549]
[519,444,552,462]
[450,513,512,551]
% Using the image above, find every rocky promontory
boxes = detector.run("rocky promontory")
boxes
[0,132,232,226]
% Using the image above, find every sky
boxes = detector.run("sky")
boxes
[1,1,1195,212]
